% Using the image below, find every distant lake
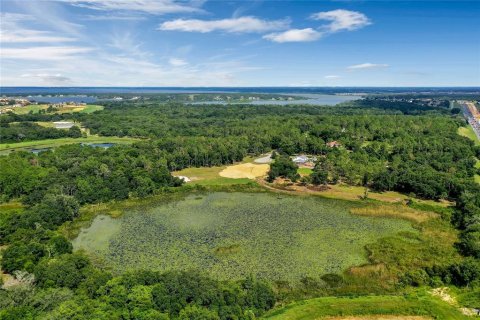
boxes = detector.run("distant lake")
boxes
[191,94,361,106]
[26,95,97,103]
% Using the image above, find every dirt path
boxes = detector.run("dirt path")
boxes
[430,287,478,316]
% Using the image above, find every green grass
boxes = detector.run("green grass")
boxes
[263,290,469,320]
[298,168,313,175]
[458,126,480,146]
[79,105,104,113]
[173,163,258,186]
[1,104,104,115]
[0,136,141,151]
[14,104,46,114]
[72,192,415,282]
[193,177,253,185]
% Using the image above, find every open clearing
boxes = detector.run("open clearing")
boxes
[173,166,252,185]
[219,163,269,179]
[0,136,141,152]
[266,182,452,208]
[263,292,469,320]
[458,126,480,146]
[72,192,415,282]
[0,104,104,115]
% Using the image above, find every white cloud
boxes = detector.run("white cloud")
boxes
[325,75,341,79]
[109,32,150,58]
[0,13,76,43]
[169,58,188,67]
[263,28,322,43]
[347,63,389,70]
[21,73,72,83]
[264,9,370,43]
[158,16,289,33]
[311,9,371,32]
[1,46,94,60]
[58,0,204,15]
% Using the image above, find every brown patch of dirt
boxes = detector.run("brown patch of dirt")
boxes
[219,163,269,179]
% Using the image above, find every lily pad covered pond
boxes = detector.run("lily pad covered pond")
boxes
[73,192,414,282]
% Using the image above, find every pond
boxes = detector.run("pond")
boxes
[72,192,414,282]
[81,143,115,148]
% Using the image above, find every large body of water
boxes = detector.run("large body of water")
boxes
[73,192,413,282]
[24,95,98,104]
[3,86,478,95]
[190,94,360,106]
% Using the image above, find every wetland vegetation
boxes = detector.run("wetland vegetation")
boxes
[72,192,414,281]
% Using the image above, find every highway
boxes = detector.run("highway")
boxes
[460,101,480,140]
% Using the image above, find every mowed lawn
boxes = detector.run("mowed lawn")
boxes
[0,136,141,151]
[1,104,104,115]
[458,126,480,146]
[173,163,261,186]
[263,292,469,320]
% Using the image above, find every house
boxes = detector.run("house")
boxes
[326,141,341,148]
[292,155,308,164]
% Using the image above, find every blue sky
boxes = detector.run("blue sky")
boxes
[1,0,479,87]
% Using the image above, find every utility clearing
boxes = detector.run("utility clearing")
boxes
[219,163,269,179]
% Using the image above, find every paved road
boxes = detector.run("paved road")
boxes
[460,101,480,140]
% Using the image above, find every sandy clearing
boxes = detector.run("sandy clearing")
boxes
[254,153,272,164]
[219,163,269,179]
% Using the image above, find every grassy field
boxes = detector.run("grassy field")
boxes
[296,184,452,208]
[263,291,469,320]
[72,192,416,282]
[219,163,269,179]
[298,167,313,175]
[1,104,104,115]
[458,126,480,146]
[174,164,257,185]
[0,136,141,151]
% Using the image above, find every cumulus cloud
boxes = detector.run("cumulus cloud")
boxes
[57,0,204,15]
[264,9,370,43]
[263,28,321,43]
[169,58,188,67]
[347,63,389,70]
[158,16,289,33]
[311,9,371,32]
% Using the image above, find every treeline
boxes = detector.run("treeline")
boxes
[0,145,183,204]
[344,98,451,114]
[0,122,82,143]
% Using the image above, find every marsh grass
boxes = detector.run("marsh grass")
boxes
[350,205,437,223]
[72,192,416,282]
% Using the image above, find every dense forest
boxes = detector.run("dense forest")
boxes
[0,122,82,143]
[1,98,480,318]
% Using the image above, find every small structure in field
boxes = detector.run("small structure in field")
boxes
[176,176,191,182]
[53,121,74,129]
[326,141,341,148]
